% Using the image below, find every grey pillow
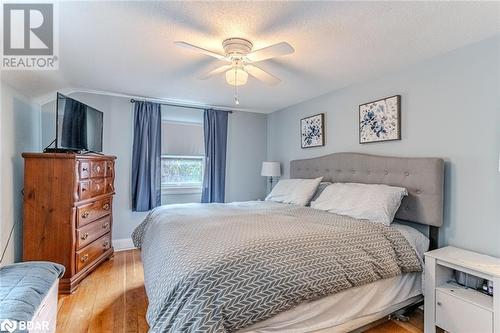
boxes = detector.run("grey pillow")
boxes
[310,182,332,203]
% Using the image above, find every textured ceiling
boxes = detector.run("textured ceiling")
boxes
[2,1,499,113]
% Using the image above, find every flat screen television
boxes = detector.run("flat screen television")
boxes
[56,93,103,152]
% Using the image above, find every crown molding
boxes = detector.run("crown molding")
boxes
[35,87,267,113]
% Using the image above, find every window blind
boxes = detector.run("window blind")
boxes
[161,121,204,156]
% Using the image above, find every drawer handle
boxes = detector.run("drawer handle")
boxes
[80,254,89,262]
[81,211,89,219]
[437,302,442,306]
[102,222,109,229]
[82,167,88,172]
[82,187,87,192]
[103,241,110,248]
[103,203,110,211]
[80,233,89,240]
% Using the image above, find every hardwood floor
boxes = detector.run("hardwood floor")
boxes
[57,249,423,333]
[57,250,148,333]
[366,312,424,333]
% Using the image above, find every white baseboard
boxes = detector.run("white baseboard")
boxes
[113,238,136,251]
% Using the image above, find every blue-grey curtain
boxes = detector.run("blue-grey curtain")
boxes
[132,101,162,211]
[201,109,228,203]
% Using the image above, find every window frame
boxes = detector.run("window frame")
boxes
[160,154,205,190]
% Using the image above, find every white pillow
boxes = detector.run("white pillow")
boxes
[311,183,408,225]
[265,177,323,206]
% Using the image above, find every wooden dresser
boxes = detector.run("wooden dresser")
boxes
[22,153,116,293]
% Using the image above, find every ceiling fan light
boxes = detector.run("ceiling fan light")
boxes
[225,68,248,86]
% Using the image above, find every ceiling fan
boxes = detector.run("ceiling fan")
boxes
[174,38,294,104]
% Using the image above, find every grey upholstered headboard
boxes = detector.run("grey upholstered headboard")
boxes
[290,152,444,227]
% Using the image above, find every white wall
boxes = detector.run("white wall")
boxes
[268,36,500,256]
[40,92,268,243]
[1,82,41,264]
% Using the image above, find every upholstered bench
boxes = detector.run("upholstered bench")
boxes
[0,262,64,333]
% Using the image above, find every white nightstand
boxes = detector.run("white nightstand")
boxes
[424,246,500,333]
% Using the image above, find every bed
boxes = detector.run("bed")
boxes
[132,152,445,333]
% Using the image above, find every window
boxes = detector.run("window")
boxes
[161,155,204,188]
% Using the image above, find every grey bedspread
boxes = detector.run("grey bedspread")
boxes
[132,201,421,333]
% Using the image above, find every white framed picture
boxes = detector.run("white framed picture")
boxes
[359,95,401,144]
[301,113,325,148]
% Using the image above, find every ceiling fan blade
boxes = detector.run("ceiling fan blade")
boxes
[174,41,227,60]
[246,42,294,62]
[245,64,281,86]
[198,64,233,80]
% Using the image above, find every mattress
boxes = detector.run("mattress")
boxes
[241,223,428,333]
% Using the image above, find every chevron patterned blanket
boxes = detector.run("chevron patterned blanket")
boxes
[132,201,421,333]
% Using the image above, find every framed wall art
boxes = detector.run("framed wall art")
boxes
[301,113,325,148]
[359,95,401,144]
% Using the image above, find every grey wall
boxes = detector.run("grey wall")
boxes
[41,93,268,241]
[41,100,56,149]
[226,110,268,202]
[1,82,41,264]
[268,36,500,257]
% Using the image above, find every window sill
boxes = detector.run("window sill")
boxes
[161,186,202,195]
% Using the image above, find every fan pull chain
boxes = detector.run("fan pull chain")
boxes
[234,68,240,105]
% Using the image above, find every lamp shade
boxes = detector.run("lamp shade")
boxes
[226,68,248,86]
[261,162,281,177]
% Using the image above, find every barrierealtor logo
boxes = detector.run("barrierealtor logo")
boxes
[0,319,16,333]
[0,319,50,332]
[1,1,58,70]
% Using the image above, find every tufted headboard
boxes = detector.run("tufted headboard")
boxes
[290,152,445,227]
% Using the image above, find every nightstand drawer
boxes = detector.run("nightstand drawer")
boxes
[436,289,493,333]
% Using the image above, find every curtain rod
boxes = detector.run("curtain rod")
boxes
[130,99,233,113]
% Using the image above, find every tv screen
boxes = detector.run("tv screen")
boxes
[56,93,103,152]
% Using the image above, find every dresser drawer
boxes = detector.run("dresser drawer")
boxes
[105,160,114,178]
[105,177,115,194]
[78,178,107,200]
[76,215,111,249]
[77,197,112,227]
[76,233,111,272]
[436,289,493,333]
[79,160,112,180]
[90,161,106,178]
[79,160,91,179]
